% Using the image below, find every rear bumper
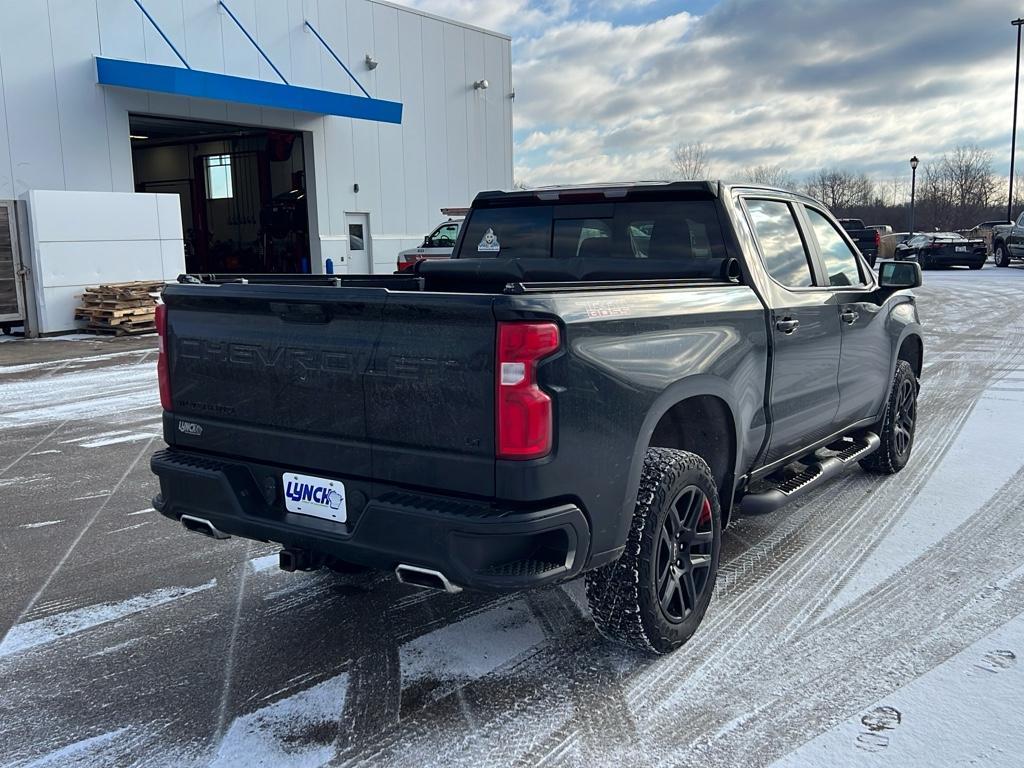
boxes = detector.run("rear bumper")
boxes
[150,448,591,592]
[926,253,986,265]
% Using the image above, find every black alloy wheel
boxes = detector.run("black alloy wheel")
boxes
[586,448,722,654]
[655,485,714,623]
[891,376,916,460]
[861,360,918,475]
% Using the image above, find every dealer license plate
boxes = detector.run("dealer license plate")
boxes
[282,472,347,522]
[955,246,967,252]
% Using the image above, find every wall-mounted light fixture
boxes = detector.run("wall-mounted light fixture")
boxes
[473,79,489,90]
[365,54,378,70]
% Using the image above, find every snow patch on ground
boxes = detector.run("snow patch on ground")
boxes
[210,673,349,768]
[400,599,545,685]
[0,349,150,375]
[0,580,216,659]
[79,432,158,448]
[13,727,132,768]
[771,611,1024,767]
[0,361,157,429]
[249,554,281,573]
[18,520,63,529]
[822,379,1024,618]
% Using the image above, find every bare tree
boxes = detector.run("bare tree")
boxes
[804,168,874,210]
[940,145,999,222]
[742,164,796,189]
[913,146,1004,230]
[670,142,712,179]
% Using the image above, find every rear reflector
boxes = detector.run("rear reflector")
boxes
[155,303,172,411]
[496,322,560,460]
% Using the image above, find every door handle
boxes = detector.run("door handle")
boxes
[840,309,859,325]
[775,318,800,334]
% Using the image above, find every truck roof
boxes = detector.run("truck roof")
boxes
[474,180,822,207]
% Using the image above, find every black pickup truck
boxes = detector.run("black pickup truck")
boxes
[837,218,880,267]
[151,182,924,654]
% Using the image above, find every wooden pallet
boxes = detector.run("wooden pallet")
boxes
[75,280,163,335]
[85,323,157,336]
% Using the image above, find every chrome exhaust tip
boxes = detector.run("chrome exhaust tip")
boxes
[395,564,462,594]
[180,514,230,540]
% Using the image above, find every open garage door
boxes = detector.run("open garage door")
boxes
[129,115,310,274]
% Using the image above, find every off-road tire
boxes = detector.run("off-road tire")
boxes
[585,448,721,654]
[860,360,917,475]
[994,243,1010,268]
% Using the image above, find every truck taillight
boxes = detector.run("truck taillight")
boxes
[496,322,560,460]
[874,230,881,248]
[156,303,172,411]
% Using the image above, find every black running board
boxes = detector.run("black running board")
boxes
[739,432,881,516]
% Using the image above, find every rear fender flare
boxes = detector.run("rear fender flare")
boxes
[617,375,743,546]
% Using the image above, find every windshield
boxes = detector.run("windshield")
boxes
[455,199,728,262]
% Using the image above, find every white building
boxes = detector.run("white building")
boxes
[0,0,512,334]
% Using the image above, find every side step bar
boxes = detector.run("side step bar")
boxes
[740,432,880,516]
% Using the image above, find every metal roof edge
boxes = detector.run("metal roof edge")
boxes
[368,0,512,41]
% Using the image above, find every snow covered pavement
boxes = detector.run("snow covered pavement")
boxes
[1,266,1023,767]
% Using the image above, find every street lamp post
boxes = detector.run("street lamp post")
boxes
[1009,18,1024,222]
[909,155,919,236]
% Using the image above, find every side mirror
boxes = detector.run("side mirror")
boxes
[422,237,431,247]
[878,260,922,289]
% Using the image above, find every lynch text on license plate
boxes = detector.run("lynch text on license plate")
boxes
[283,473,347,522]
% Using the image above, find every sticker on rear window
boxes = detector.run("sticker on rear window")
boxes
[478,228,500,253]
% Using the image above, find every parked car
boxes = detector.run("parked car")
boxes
[895,232,986,269]
[152,181,924,654]
[837,218,880,266]
[990,214,1024,268]
[395,208,468,272]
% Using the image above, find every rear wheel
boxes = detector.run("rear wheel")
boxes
[861,360,917,475]
[585,448,721,654]
[994,243,1011,268]
[969,260,984,270]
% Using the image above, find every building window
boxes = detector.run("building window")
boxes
[205,154,234,199]
[349,224,364,250]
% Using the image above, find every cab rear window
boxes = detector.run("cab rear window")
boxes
[456,200,728,263]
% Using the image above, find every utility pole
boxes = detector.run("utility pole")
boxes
[909,156,919,236]
[1009,18,1024,221]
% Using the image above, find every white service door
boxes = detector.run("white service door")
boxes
[346,213,371,274]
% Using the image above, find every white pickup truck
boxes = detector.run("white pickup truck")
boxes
[395,208,467,272]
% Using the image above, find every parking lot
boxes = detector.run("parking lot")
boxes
[2,266,1024,767]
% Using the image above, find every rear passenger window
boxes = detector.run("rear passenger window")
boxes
[805,208,864,287]
[745,199,814,288]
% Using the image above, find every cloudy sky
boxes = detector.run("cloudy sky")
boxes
[405,0,1020,189]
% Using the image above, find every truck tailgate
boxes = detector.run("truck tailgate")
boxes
[162,284,497,496]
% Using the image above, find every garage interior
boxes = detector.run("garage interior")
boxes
[129,115,310,274]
